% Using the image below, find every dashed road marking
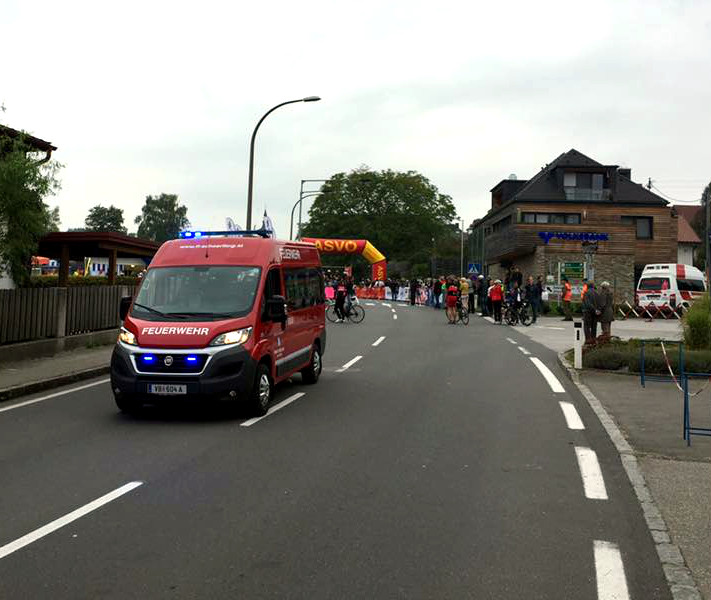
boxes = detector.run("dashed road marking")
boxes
[505,338,517,344]
[393,314,398,320]
[0,378,111,414]
[391,309,396,313]
[365,302,376,306]
[575,446,608,500]
[336,356,362,373]
[559,401,585,430]
[382,303,391,308]
[517,346,531,356]
[241,392,306,427]
[372,336,386,347]
[483,316,495,323]
[0,481,143,560]
[529,357,566,393]
[593,540,629,600]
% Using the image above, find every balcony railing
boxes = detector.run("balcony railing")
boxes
[563,188,611,202]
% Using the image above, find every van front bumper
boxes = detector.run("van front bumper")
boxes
[110,342,257,401]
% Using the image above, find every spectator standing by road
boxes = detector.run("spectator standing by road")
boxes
[524,276,540,323]
[582,281,600,345]
[478,275,488,316]
[445,276,459,324]
[468,276,476,313]
[598,281,614,341]
[490,279,503,323]
[409,279,419,306]
[562,277,573,321]
[433,277,442,309]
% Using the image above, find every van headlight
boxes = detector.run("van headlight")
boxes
[119,327,138,346]
[209,327,252,347]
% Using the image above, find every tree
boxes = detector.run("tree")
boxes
[301,167,458,265]
[689,181,711,270]
[0,133,62,286]
[134,193,189,242]
[85,204,127,233]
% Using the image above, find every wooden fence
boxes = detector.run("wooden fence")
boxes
[0,286,137,345]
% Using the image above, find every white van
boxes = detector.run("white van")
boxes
[636,264,706,309]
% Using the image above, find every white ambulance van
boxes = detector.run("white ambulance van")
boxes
[636,264,706,309]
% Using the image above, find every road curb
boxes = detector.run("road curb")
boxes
[0,366,110,404]
[556,352,703,600]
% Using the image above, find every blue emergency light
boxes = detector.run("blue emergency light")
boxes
[178,229,271,239]
[142,355,155,363]
[186,356,198,363]
[179,231,204,239]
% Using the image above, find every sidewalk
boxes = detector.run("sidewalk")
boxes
[514,315,682,353]
[580,371,710,599]
[0,345,113,402]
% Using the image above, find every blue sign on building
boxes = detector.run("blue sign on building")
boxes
[538,231,609,245]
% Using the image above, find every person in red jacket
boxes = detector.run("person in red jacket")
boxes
[445,276,460,324]
[489,279,504,323]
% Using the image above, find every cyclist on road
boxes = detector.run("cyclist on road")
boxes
[335,279,347,322]
[459,277,470,313]
[445,276,460,324]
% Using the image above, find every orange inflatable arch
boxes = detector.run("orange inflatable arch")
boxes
[301,238,387,281]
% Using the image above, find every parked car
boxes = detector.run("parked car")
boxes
[636,263,706,309]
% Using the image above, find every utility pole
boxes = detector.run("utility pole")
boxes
[460,218,465,277]
[706,191,710,311]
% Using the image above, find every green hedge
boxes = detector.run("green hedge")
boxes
[581,340,711,375]
[24,275,140,288]
[682,293,711,350]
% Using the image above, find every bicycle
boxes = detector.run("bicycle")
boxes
[326,298,365,324]
[447,299,469,325]
[503,300,533,327]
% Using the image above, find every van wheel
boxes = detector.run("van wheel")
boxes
[115,394,142,415]
[249,364,273,416]
[301,345,322,384]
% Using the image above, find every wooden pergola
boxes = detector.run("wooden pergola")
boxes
[37,232,160,286]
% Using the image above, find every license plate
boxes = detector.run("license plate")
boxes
[148,384,187,395]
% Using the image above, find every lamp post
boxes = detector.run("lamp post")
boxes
[460,218,465,277]
[245,96,321,230]
[290,192,322,240]
[297,178,329,239]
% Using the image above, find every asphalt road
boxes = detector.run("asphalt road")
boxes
[0,301,672,599]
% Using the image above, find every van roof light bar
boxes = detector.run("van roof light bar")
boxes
[179,229,271,239]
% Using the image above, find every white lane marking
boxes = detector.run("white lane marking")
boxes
[365,302,376,306]
[336,356,362,373]
[382,302,391,307]
[517,346,531,356]
[0,378,111,414]
[241,392,306,427]
[484,316,495,323]
[391,309,396,313]
[505,337,517,344]
[529,357,566,393]
[372,336,386,347]
[534,325,566,330]
[393,314,398,320]
[559,401,585,430]
[575,446,609,500]
[0,481,143,560]
[594,540,629,600]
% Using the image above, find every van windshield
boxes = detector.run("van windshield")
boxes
[131,266,262,321]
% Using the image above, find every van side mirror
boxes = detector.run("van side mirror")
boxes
[119,296,132,321]
[266,295,287,324]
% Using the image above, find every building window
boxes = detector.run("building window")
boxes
[563,173,576,187]
[622,216,653,239]
[522,212,581,225]
[492,215,511,233]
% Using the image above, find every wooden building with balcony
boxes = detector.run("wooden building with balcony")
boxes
[473,149,678,301]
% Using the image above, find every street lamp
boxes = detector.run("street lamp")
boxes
[460,218,465,277]
[245,96,321,230]
[290,192,322,240]
[297,179,329,239]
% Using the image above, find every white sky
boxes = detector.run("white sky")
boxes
[3,0,711,235]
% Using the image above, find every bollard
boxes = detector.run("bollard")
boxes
[574,321,583,369]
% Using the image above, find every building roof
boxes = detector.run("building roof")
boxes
[37,232,160,261]
[674,204,702,226]
[0,124,57,153]
[677,214,701,245]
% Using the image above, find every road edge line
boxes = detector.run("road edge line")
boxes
[556,351,703,600]
[0,366,111,405]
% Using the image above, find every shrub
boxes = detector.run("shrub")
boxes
[583,346,630,370]
[682,293,711,350]
[627,346,711,375]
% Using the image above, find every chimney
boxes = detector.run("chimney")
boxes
[618,168,631,180]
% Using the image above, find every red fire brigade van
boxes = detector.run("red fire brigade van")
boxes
[111,232,326,415]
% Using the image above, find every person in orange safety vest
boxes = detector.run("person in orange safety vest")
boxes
[562,277,573,321]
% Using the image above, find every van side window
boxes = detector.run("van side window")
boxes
[262,268,282,319]
[284,268,325,310]
[677,278,705,292]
